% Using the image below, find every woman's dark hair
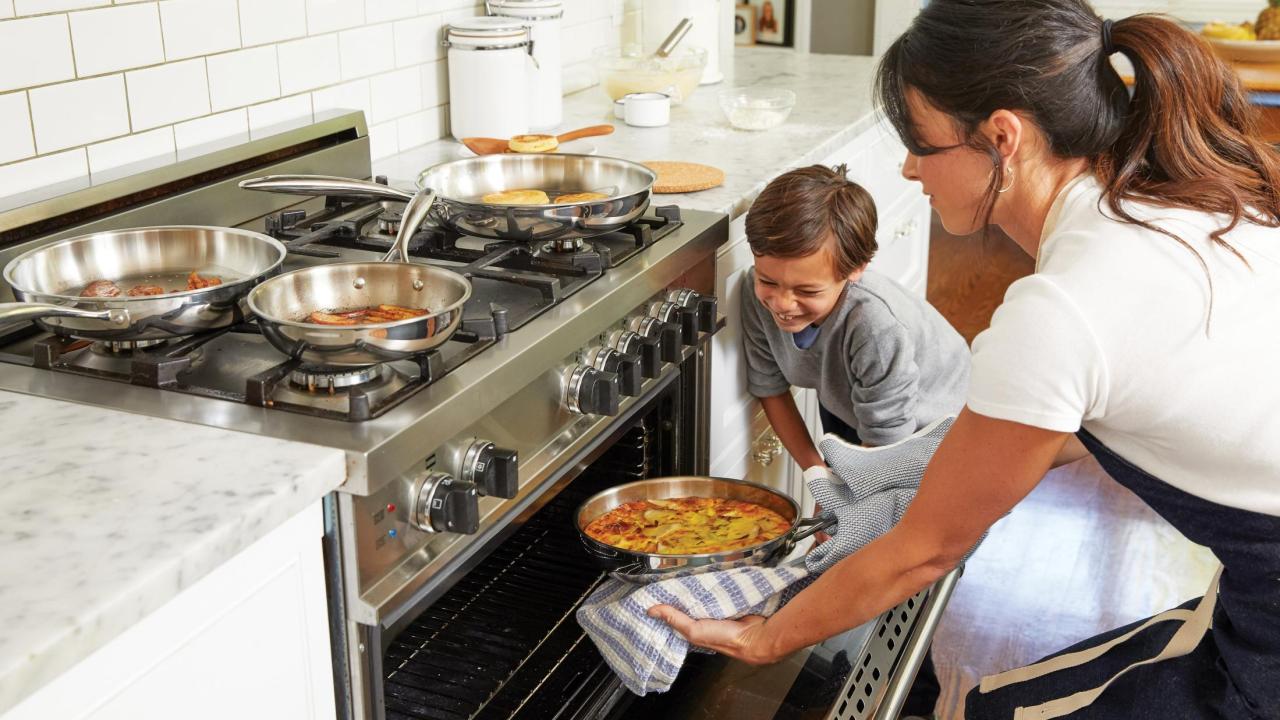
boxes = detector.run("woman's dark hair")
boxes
[876,0,1280,280]
[745,164,877,278]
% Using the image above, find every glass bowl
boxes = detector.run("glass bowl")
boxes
[718,88,797,131]
[594,44,708,104]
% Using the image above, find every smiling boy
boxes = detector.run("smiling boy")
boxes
[740,164,969,718]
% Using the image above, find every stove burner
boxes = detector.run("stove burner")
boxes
[377,209,402,236]
[290,364,383,392]
[92,338,168,354]
[543,237,585,253]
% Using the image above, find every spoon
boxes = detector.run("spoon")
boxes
[460,124,616,156]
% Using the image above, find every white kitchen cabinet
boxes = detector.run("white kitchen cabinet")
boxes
[5,502,335,720]
[709,118,932,488]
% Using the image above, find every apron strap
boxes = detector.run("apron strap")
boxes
[979,566,1222,720]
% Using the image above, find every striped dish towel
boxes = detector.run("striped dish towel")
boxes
[576,416,956,696]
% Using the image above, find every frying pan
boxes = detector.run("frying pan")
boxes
[246,187,473,367]
[576,476,835,584]
[0,226,286,341]
[239,152,656,243]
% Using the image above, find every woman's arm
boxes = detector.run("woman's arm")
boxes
[649,407,1073,663]
[760,391,824,469]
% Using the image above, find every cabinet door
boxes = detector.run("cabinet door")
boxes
[6,503,335,720]
[709,214,758,477]
[741,402,795,495]
[869,193,930,296]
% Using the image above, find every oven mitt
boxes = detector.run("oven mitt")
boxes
[577,415,964,696]
[805,415,955,574]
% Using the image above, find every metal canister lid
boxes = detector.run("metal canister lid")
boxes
[446,15,532,42]
[487,0,564,19]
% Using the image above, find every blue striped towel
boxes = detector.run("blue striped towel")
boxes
[576,416,956,695]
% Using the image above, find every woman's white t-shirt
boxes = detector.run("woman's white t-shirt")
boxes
[968,174,1280,516]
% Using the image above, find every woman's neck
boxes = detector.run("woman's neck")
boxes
[995,157,1091,258]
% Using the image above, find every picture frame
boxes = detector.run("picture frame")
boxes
[747,0,793,47]
[734,4,756,46]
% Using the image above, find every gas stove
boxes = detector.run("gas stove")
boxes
[0,196,684,422]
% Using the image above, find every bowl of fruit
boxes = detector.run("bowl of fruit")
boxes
[1201,1,1280,63]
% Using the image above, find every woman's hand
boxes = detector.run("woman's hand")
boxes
[646,605,783,665]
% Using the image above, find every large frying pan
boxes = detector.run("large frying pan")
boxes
[0,226,286,341]
[240,153,656,243]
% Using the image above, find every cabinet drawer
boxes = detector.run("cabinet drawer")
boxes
[829,121,918,216]
[869,194,930,295]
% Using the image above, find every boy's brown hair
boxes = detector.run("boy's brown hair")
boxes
[745,164,877,277]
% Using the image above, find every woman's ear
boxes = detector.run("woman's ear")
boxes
[983,109,1024,164]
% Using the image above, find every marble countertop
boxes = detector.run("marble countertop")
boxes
[376,47,885,221]
[0,393,346,714]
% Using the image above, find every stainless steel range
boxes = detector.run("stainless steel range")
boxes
[0,112,953,720]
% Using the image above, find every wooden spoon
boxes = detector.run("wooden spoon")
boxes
[460,124,616,156]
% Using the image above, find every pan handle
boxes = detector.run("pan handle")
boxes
[382,187,437,262]
[238,174,415,203]
[0,302,130,326]
[787,513,838,544]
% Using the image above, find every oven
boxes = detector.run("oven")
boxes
[0,110,954,720]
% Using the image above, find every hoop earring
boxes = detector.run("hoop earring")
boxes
[996,167,1015,194]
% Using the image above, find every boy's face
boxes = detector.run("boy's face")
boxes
[753,250,861,333]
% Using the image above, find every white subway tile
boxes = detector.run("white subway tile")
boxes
[0,148,87,201]
[87,125,175,180]
[393,14,441,67]
[29,74,129,153]
[239,0,305,47]
[70,4,164,76]
[173,107,247,158]
[247,93,312,138]
[368,118,397,158]
[278,33,339,94]
[419,58,445,106]
[306,0,362,34]
[125,58,210,129]
[339,23,394,80]
[0,16,75,93]
[311,78,370,123]
[0,92,33,164]
[207,45,280,111]
[365,0,414,22]
[395,104,443,149]
[15,0,107,14]
[368,65,419,123]
[560,0,587,26]
[0,2,12,19]
[159,0,240,60]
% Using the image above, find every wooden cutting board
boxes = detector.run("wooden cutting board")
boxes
[643,161,725,193]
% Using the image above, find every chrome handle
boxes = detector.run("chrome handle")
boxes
[752,433,784,466]
[655,17,693,58]
[238,174,415,202]
[382,187,437,262]
[0,303,129,326]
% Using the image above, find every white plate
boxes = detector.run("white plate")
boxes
[454,139,598,158]
[1205,37,1280,64]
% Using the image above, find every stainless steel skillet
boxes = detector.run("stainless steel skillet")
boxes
[0,226,286,341]
[576,476,834,584]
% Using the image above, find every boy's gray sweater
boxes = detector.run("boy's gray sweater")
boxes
[741,268,970,446]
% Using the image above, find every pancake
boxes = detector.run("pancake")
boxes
[481,189,551,205]
[507,134,559,153]
[553,191,610,203]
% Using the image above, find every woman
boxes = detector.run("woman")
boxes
[650,1,1280,717]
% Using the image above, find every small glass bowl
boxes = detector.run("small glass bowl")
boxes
[718,88,797,131]
[594,45,708,104]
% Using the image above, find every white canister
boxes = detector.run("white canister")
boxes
[642,0,723,85]
[487,0,563,130]
[623,92,671,127]
[444,17,536,140]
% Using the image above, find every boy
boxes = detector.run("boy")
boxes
[741,164,970,719]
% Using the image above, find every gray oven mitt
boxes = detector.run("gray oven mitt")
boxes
[805,415,956,574]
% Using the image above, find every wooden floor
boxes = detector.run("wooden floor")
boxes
[921,216,1218,719]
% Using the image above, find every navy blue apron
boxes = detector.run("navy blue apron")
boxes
[965,428,1280,719]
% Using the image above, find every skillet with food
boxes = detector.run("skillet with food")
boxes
[576,476,835,584]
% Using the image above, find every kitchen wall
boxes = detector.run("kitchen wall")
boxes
[0,0,637,201]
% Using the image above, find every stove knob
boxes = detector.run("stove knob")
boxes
[564,365,620,416]
[649,301,697,346]
[668,288,718,334]
[586,346,643,396]
[629,316,682,364]
[413,473,480,535]
[608,330,661,379]
[462,440,519,499]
